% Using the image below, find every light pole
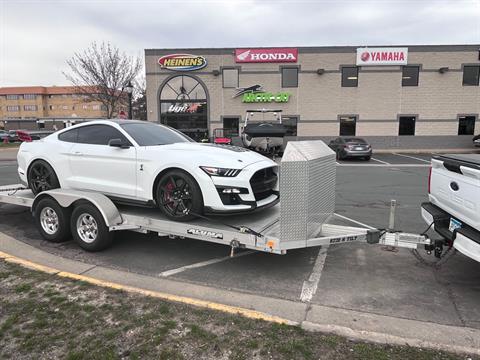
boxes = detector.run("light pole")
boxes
[125,81,134,119]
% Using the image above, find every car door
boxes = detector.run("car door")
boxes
[68,124,137,198]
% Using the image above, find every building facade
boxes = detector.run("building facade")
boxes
[0,86,108,130]
[145,45,480,149]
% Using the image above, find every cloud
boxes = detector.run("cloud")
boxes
[1,0,478,86]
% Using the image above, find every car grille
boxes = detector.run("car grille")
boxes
[250,167,278,201]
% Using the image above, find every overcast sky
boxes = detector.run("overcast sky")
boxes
[0,0,479,87]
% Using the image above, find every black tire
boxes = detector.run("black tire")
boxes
[156,170,203,221]
[365,156,371,161]
[70,202,113,251]
[34,197,71,242]
[28,160,60,195]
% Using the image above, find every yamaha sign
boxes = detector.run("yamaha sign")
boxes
[356,47,408,66]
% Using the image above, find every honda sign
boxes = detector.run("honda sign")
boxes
[235,48,298,63]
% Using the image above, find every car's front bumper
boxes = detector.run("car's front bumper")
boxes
[199,160,279,213]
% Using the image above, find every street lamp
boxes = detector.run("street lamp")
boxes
[125,81,134,119]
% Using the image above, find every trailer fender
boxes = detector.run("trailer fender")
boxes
[32,189,123,228]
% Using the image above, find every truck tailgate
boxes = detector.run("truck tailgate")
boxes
[429,154,480,231]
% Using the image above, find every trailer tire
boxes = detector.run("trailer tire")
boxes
[71,202,113,251]
[34,197,71,243]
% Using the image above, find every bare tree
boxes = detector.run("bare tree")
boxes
[64,42,142,118]
[132,76,147,120]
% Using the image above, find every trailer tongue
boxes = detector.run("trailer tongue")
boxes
[0,141,431,255]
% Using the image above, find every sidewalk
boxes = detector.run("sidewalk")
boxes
[0,231,479,355]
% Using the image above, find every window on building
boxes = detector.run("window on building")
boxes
[23,94,36,100]
[82,105,88,110]
[399,116,416,135]
[402,66,419,86]
[222,117,240,136]
[24,105,37,111]
[341,66,358,87]
[6,105,20,112]
[37,122,45,129]
[77,125,130,145]
[282,116,298,136]
[339,115,357,136]
[6,95,20,100]
[222,68,239,88]
[101,105,107,111]
[282,67,299,88]
[458,115,476,135]
[49,105,55,110]
[92,104,100,110]
[62,105,68,110]
[463,66,480,86]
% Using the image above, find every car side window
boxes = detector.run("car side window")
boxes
[58,128,78,143]
[77,125,130,146]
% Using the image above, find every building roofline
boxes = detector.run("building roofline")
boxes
[145,44,480,56]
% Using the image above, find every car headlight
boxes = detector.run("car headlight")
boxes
[200,166,241,177]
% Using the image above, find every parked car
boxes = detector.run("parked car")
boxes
[16,130,54,142]
[473,134,480,147]
[0,130,8,142]
[328,137,372,160]
[17,120,280,221]
[7,130,19,142]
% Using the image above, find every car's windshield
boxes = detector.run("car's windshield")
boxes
[121,123,193,146]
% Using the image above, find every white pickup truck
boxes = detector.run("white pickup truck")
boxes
[421,154,480,263]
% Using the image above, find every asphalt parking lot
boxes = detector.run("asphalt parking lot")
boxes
[1,152,480,331]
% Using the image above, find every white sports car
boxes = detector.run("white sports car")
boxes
[17,120,279,221]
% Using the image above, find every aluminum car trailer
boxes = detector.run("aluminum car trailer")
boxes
[0,141,431,254]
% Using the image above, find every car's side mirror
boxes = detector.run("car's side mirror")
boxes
[108,138,130,149]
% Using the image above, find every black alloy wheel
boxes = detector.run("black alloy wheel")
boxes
[28,160,60,195]
[156,170,203,221]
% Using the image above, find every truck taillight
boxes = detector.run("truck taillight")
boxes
[428,166,432,193]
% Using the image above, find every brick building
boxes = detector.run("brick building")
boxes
[0,86,108,130]
[145,45,480,149]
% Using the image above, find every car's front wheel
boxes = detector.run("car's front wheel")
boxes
[156,170,203,221]
[28,160,60,195]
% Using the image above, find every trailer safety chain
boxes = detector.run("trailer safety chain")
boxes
[412,246,456,269]
[187,210,264,238]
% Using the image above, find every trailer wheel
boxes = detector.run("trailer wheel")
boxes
[34,197,71,242]
[70,202,113,251]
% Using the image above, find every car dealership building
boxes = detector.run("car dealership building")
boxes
[145,44,480,149]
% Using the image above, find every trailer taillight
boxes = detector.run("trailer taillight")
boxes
[428,166,432,193]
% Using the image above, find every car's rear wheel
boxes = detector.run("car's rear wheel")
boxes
[156,170,203,221]
[28,160,60,195]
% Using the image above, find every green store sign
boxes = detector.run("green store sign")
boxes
[242,92,291,103]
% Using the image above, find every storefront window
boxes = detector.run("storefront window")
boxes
[159,75,208,142]
[282,116,298,136]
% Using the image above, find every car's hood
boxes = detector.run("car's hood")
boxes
[141,143,276,168]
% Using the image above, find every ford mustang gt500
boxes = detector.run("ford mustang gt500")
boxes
[17,120,279,221]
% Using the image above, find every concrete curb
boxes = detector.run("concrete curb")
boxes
[0,231,479,355]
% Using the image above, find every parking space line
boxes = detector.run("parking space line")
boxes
[392,153,431,163]
[370,157,390,165]
[300,245,329,303]
[333,213,376,230]
[158,250,256,277]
